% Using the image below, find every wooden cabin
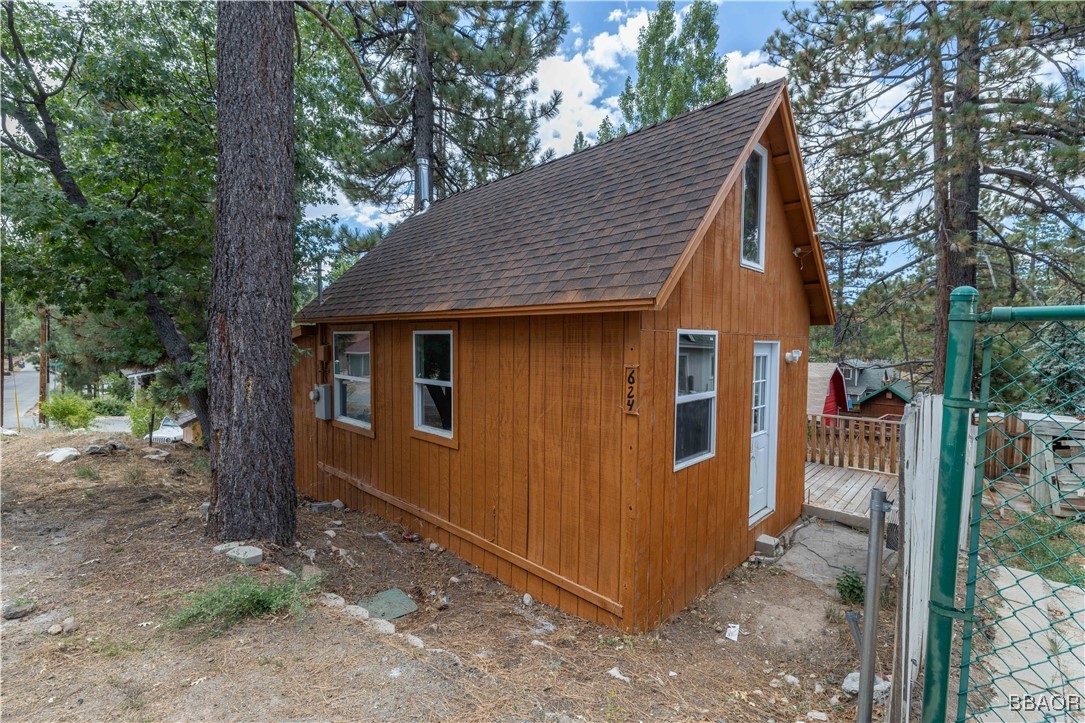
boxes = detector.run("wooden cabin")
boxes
[807,362,848,416]
[292,80,834,632]
[854,380,914,420]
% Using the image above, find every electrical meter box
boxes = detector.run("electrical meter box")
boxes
[311,384,332,420]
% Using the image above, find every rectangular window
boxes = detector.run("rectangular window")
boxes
[740,144,767,271]
[333,331,372,429]
[413,330,453,437]
[674,330,718,470]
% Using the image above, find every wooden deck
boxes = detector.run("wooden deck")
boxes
[803,462,898,530]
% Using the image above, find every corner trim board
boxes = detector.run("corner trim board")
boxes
[318,462,624,618]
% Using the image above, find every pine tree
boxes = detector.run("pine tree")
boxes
[766,3,1085,391]
[1038,321,1085,417]
[612,0,730,133]
[597,116,616,143]
[572,131,589,152]
[325,1,568,212]
[208,0,297,544]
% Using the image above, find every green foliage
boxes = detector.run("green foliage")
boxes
[572,131,588,153]
[127,382,178,438]
[74,465,101,480]
[601,0,729,138]
[90,397,128,416]
[836,566,865,605]
[596,116,616,144]
[100,372,134,402]
[166,574,321,636]
[325,2,568,212]
[992,516,1085,587]
[40,392,96,430]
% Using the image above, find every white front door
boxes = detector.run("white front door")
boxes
[749,342,779,522]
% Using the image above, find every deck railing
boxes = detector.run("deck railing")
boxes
[806,413,902,474]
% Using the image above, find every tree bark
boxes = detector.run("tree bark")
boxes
[934,6,981,393]
[207,0,297,545]
[411,0,434,211]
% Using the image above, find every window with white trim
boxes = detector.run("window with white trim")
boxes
[740,144,768,271]
[674,331,718,469]
[333,331,372,428]
[413,330,453,437]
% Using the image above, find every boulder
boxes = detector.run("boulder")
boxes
[1,600,35,619]
[37,448,81,464]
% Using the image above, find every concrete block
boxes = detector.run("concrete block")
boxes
[309,501,334,513]
[755,534,780,556]
[212,541,241,554]
[225,545,263,565]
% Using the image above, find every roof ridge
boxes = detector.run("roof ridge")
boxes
[413,79,785,215]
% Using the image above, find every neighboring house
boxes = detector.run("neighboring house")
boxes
[854,379,914,420]
[807,362,848,416]
[840,359,898,406]
[291,80,834,632]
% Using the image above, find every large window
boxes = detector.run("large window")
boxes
[333,331,372,428]
[740,144,767,271]
[413,330,453,437]
[674,330,718,470]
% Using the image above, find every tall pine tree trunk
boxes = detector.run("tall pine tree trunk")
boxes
[932,5,980,393]
[411,0,435,211]
[207,0,297,544]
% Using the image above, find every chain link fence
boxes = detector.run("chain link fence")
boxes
[922,289,1085,723]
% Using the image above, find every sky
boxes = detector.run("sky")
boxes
[318,1,800,232]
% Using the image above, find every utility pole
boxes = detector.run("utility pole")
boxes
[38,309,48,425]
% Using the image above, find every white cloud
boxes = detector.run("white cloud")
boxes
[584,7,649,72]
[305,190,403,230]
[534,53,611,156]
[724,49,787,92]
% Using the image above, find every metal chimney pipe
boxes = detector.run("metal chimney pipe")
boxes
[416,158,431,211]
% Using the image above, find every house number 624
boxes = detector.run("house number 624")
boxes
[624,364,638,415]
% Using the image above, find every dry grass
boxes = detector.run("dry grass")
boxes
[1,431,891,721]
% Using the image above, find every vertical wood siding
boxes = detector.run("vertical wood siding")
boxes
[627,137,812,630]
[292,132,814,631]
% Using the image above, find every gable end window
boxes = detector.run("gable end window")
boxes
[333,331,372,429]
[674,330,718,470]
[413,330,453,438]
[740,144,768,271]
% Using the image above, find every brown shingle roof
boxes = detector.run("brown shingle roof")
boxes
[298,80,785,321]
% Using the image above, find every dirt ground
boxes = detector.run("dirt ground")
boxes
[1,430,897,721]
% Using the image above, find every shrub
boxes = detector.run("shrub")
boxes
[40,393,96,430]
[100,372,134,402]
[166,575,320,636]
[836,566,865,605]
[91,397,128,416]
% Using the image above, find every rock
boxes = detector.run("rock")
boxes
[770,679,782,688]
[829,696,840,706]
[841,672,890,703]
[310,501,333,512]
[212,541,241,554]
[61,617,77,634]
[448,576,460,584]
[429,542,439,552]
[38,447,81,464]
[522,593,534,607]
[343,605,370,621]
[83,444,114,455]
[403,633,424,649]
[47,624,63,635]
[225,545,263,565]
[807,712,829,722]
[2,428,19,436]
[2,601,35,619]
[199,501,210,520]
[607,667,631,683]
[331,499,345,510]
[320,593,346,608]
[785,674,801,687]
[714,623,724,633]
[330,520,343,526]
[278,566,296,576]
[814,683,825,695]
[324,530,336,538]
[364,618,396,635]
[714,638,726,645]
[143,448,170,461]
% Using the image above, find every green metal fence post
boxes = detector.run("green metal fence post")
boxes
[921,286,979,723]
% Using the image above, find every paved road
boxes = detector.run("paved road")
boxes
[2,366,42,430]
